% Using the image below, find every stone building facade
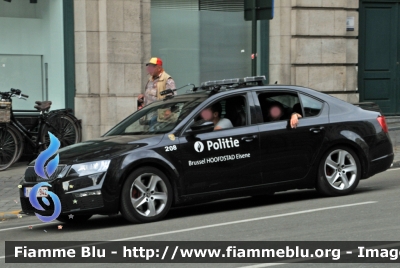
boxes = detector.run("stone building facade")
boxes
[73,0,151,140]
[73,0,361,141]
[271,0,359,102]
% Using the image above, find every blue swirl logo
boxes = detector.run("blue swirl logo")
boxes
[29,182,61,222]
[34,132,60,179]
[29,132,62,222]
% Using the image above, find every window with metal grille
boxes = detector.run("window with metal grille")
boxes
[151,0,198,10]
[151,0,244,12]
[199,0,243,12]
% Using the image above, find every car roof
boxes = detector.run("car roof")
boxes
[165,75,348,106]
[172,84,359,117]
[170,84,337,103]
[156,82,359,133]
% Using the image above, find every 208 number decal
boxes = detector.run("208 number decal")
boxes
[165,145,177,152]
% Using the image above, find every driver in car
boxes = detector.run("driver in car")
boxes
[201,102,233,131]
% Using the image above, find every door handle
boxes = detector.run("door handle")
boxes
[309,127,324,134]
[241,135,257,142]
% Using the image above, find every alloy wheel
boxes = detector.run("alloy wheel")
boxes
[324,149,357,190]
[130,173,168,217]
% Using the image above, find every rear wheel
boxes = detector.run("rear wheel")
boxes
[40,114,80,149]
[120,167,173,223]
[0,127,18,171]
[316,146,361,196]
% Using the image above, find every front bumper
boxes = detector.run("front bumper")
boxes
[19,166,106,216]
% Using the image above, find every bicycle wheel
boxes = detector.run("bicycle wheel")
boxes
[65,113,82,143]
[0,127,18,171]
[7,124,24,164]
[40,114,80,149]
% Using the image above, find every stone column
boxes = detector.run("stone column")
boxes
[271,0,359,103]
[269,0,292,84]
[74,0,150,141]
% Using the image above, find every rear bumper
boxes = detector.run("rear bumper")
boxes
[364,153,394,179]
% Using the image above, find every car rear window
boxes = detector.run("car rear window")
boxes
[299,94,323,117]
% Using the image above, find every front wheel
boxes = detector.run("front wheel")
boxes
[316,146,361,196]
[120,167,173,223]
[0,127,18,171]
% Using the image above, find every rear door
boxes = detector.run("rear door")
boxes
[254,90,329,184]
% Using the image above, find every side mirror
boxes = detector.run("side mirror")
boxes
[188,120,214,135]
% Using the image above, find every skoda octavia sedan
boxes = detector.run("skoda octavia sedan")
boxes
[19,76,394,223]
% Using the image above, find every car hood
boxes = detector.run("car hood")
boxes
[38,135,163,164]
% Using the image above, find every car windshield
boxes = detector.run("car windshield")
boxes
[104,96,205,136]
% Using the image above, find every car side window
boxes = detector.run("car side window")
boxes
[299,94,323,117]
[222,96,248,128]
[190,95,248,131]
[258,92,300,123]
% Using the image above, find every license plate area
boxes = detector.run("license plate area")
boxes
[24,187,48,197]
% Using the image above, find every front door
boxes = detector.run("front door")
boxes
[359,1,400,115]
[179,94,262,195]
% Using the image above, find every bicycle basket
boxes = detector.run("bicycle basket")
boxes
[0,101,11,123]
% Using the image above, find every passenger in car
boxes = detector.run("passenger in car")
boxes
[290,103,303,128]
[201,102,233,130]
[267,101,285,121]
[266,101,302,129]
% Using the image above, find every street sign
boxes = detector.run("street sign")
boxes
[244,0,274,21]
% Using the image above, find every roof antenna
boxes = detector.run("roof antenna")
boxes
[275,81,278,84]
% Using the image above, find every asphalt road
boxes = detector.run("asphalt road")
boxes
[1,168,400,268]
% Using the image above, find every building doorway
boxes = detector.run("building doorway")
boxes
[359,0,400,115]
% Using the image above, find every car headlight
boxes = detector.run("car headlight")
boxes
[68,160,111,177]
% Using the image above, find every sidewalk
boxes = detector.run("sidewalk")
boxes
[0,162,28,221]
[388,117,400,167]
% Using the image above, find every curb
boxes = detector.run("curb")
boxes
[0,210,22,221]
[392,160,400,169]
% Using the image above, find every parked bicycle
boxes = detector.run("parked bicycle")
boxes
[0,88,82,170]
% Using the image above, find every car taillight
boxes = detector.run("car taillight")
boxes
[377,116,389,133]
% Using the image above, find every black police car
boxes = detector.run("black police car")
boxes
[19,76,394,223]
